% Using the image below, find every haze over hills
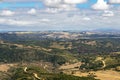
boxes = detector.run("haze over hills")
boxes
[91,28,120,33]
[0,30,120,42]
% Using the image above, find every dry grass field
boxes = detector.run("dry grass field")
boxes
[74,70,120,80]
[0,64,17,72]
[59,62,120,80]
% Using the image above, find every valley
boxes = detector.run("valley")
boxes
[0,31,120,80]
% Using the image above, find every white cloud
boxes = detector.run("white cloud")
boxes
[0,18,6,23]
[41,19,50,22]
[44,8,75,13]
[2,0,40,2]
[44,0,61,7]
[0,17,50,26]
[92,0,109,10]
[0,6,120,31]
[109,0,120,4]
[0,18,37,26]
[8,19,34,25]
[0,10,15,16]
[102,10,114,17]
[43,0,86,12]
[83,17,91,20]
[45,8,59,13]
[64,0,87,4]
[27,8,37,14]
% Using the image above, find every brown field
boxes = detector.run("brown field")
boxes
[59,62,120,80]
[73,70,120,80]
[59,62,81,70]
[0,63,17,72]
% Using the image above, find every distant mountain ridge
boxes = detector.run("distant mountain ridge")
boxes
[91,28,120,32]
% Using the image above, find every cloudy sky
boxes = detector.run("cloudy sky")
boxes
[0,0,120,31]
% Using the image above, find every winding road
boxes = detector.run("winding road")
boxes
[101,60,106,68]
[95,57,106,69]
[23,67,43,80]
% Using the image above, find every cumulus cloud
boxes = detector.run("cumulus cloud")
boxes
[0,0,120,31]
[92,0,109,10]
[27,8,37,14]
[45,8,59,13]
[0,10,120,31]
[43,0,87,12]
[8,20,34,26]
[83,17,91,21]
[44,8,75,13]
[0,17,50,27]
[2,0,40,2]
[43,0,75,11]
[64,0,87,4]
[44,0,61,7]
[102,10,114,17]
[109,0,120,4]
[0,10,15,16]
[0,18,36,26]
[41,19,50,22]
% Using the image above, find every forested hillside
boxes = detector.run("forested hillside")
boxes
[0,32,120,80]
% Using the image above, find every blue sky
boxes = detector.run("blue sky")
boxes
[0,0,120,31]
[0,2,44,9]
[0,0,108,9]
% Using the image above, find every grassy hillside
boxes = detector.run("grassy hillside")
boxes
[9,65,98,80]
[0,35,120,71]
[0,40,77,65]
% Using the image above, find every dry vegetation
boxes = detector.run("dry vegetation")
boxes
[73,70,120,80]
[0,63,17,72]
[59,62,120,80]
